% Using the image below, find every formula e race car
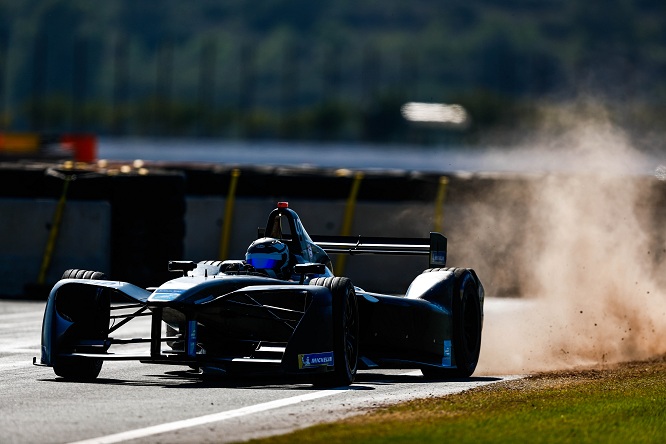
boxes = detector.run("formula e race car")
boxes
[35,202,484,386]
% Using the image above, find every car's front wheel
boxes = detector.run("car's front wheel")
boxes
[53,357,103,381]
[310,277,359,387]
[53,269,107,380]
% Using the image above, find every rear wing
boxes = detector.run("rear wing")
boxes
[310,232,447,268]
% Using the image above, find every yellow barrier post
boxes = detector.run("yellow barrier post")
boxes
[336,171,364,275]
[433,176,449,233]
[37,175,72,285]
[219,169,241,260]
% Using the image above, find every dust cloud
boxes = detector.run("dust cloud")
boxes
[473,103,666,375]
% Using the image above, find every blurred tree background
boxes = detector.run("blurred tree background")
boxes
[0,0,664,146]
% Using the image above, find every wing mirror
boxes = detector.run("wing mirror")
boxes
[293,263,326,284]
[168,261,197,276]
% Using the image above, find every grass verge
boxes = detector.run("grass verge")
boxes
[250,355,666,444]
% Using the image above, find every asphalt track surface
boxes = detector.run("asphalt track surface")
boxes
[1,298,519,444]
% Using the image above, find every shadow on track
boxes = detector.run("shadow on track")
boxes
[38,369,501,390]
[355,372,503,385]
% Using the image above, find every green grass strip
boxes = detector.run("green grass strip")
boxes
[250,357,666,444]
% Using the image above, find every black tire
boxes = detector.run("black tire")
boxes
[53,357,103,381]
[54,269,106,380]
[423,267,446,273]
[422,268,482,379]
[310,277,359,387]
[62,269,107,280]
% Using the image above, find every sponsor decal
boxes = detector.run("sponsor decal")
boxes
[149,289,185,301]
[298,351,335,369]
[431,251,447,264]
[186,320,198,357]
[442,340,452,367]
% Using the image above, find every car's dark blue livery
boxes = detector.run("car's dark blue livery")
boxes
[36,202,484,386]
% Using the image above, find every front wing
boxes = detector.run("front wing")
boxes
[38,279,338,376]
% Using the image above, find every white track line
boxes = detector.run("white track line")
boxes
[0,343,41,354]
[68,389,348,444]
[0,361,34,370]
[67,370,425,444]
[0,310,45,320]
[0,321,42,329]
[67,369,498,444]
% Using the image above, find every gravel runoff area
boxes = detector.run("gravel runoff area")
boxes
[483,353,666,393]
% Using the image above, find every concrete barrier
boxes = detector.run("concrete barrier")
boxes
[2,161,664,297]
[0,198,111,296]
[0,163,185,297]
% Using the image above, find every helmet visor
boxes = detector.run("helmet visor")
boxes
[247,257,278,269]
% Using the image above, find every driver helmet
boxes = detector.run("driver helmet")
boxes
[245,237,291,279]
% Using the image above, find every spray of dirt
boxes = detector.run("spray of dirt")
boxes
[473,102,666,375]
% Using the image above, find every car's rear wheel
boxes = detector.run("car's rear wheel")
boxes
[53,269,106,380]
[310,277,359,387]
[422,268,482,379]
